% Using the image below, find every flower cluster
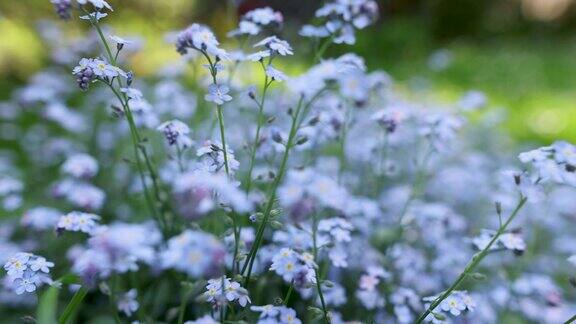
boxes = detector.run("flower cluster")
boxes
[56,211,101,235]
[1,2,576,323]
[175,24,227,58]
[3,253,54,295]
[61,153,99,178]
[117,289,139,317]
[69,223,160,283]
[423,291,475,322]
[270,248,316,287]
[519,141,576,186]
[157,119,193,148]
[229,7,283,37]
[73,58,127,90]
[300,0,379,45]
[52,153,105,211]
[160,230,226,278]
[21,206,61,231]
[203,276,251,307]
[250,305,302,324]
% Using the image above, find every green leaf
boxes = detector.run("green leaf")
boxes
[37,285,60,324]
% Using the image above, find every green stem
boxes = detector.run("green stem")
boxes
[415,196,528,324]
[337,104,350,183]
[242,95,305,283]
[314,33,336,63]
[177,287,194,324]
[283,283,294,305]
[245,62,272,192]
[176,144,185,173]
[58,287,88,324]
[564,314,576,324]
[312,213,329,323]
[216,105,230,175]
[241,89,327,283]
[104,82,167,234]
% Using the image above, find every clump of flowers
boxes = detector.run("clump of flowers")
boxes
[250,305,302,324]
[423,291,475,322]
[3,253,54,295]
[300,0,379,45]
[229,7,283,37]
[2,1,576,323]
[519,141,576,186]
[203,276,251,307]
[73,58,127,91]
[56,211,101,235]
[160,230,226,278]
[270,248,316,287]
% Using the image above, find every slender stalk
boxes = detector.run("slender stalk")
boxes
[58,287,88,324]
[200,51,239,277]
[200,51,231,176]
[177,287,194,324]
[216,105,230,175]
[565,314,576,324]
[312,213,329,324]
[241,89,327,283]
[415,196,528,323]
[397,145,434,224]
[314,33,336,63]
[88,16,169,234]
[108,276,122,324]
[242,95,305,283]
[337,104,350,183]
[176,144,185,173]
[283,283,294,305]
[103,82,167,233]
[245,62,273,192]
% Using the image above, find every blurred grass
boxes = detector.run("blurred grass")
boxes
[1,3,575,143]
[350,18,576,144]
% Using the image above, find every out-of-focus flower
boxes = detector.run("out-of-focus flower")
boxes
[157,119,192,148]
[117,289,139,317]
[160,230,226,278]
[21,207,61,231]
[175,24,228,58]
[251,305,302,324]
[62,153,99,178]
[56,211,101,235]
[254,36,294,56]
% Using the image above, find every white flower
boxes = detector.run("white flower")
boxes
[205,84,233,105]
[117,289,139,317]
[79,12,108,21]
[77,0,113,11]
[203,277,251,307]
[109,35,131,46]
[29,257,54,273]
[568,255,576,266]
[254,36,293,56]
[440,295,466,316]
[62,153,99,178]
[265,65,287,82]
[499,233,526,252]
[56,211,101,235]
[13,278,37,295]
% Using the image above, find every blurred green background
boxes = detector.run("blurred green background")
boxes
[1,0,576,143]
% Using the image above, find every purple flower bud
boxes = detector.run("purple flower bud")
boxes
[51,0,73,20]
[75,67,95,91]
